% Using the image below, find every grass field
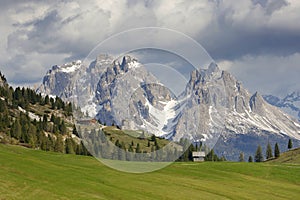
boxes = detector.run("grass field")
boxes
[0,144,299,200]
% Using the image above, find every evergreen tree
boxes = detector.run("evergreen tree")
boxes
[274,143,280,158]
[288,139,293,150]
[151,134,156,141]
[65,102,72,116]
[42,114,48,131]
[50,97,55,109]
[28,124,37,147]
[72,125,79,137]
[205,149,218,161]
[248,156,253,162]
[115,139,120,148]
[255,145,264,162]
[10,119,22,140]
[136,143,141,153]
[128,145,134,152]
[266,142,273,160]
[50,114,55,122]
[59,120,67,135]
[54,135,64,153]
[45,95,50,105]
[188,144,196,161]
[239,152,245,162]
[65,138,75,154]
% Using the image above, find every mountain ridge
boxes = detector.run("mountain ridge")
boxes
[36,54,300,160]
[264,92,300,122]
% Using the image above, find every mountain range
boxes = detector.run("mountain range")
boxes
[264,92,300,122]
[37,54,300,160]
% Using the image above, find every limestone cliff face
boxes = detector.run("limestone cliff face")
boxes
[37,55,300,160]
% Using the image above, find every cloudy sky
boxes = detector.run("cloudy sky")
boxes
[0,0,300,97]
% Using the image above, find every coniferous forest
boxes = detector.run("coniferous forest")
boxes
[0,72,88,155]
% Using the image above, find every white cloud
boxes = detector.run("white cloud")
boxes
[0,0,300,97]
[218,53,300,97]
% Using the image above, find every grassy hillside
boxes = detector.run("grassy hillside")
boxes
[0,144,299,200]
[102,126,170,152]
[267,147,300,164]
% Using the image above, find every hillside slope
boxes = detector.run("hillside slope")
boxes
[0,71,88,155]
[267,147,300,164]
[0,144,299,200]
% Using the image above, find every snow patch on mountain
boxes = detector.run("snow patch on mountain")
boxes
[60,60,82,73]
[143,99,179,137]
[37,54,300,160]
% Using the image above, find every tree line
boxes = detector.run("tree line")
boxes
[239,139,293,162]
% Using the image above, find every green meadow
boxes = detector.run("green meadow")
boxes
[0,144,299,200]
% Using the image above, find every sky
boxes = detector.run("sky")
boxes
[0,0,300,97]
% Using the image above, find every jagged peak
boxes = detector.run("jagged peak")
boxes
[207,62,220,74]
[0,71,7,87]
[121,55,138,66]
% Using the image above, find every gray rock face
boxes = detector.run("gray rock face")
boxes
[0,73,7,88]
[37,54,300,160]
[37,55,114,116]
[172,63,300,145]
[37,61,85,99]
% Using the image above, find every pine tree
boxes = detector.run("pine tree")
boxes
[205,149,217,161]
[266,142,273,160]
[59,120,67,135]
[50,97,55,109]
[239,152,245,162]
[288,139,293,150]
[45,95,50,105]
[65,138,75,154]
[10,119,22,140]
[50,114,55,122]
[42,114,48,131]
[65,102,72,116]
[72,125,79,137]
[54,135,64,153]
[115,139,120,148]
[128,145,134,152]
[248,156,253,162]
[136,143,141,153]
[255,145,264,162]
[274,143,280,158]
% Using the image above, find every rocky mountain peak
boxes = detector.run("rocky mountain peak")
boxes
[207,62,220,75]
[37,54,300,160]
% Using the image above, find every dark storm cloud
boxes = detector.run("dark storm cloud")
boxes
[201,25,300,60]
[197,0,299,60]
